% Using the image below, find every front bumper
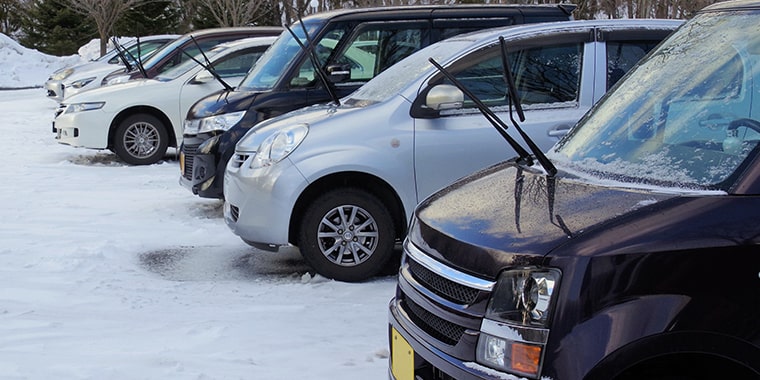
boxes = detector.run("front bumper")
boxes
[222,153,308,247]
[53,109,112,149]
[44,80,63,102]
[389,298,498,380]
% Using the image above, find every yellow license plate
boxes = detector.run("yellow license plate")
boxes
[179,152,185,173]
[391,327,414,380]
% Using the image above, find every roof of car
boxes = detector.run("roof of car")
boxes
[214,36,279,50]
[178,26,283,38]
[703,0,760,11]
[300,4,577,23]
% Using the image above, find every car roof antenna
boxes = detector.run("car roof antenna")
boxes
[110,37,134,73]
[285,18,341,106]
[185,35,234,92]
[498,36,557,177]
[428,58,534,168]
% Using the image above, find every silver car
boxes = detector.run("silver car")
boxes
[223,19,682,282]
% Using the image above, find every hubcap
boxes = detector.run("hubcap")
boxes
[124,122,159,158]
[317,204,379,267]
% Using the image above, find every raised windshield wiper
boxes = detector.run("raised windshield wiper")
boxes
[110,37,134,73]
[498,36,556,176]
[112,36,148,78]
[428,57,534,168]
[180,36,234,92]
[285,20,341,106]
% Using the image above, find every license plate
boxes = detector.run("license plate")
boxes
[179,152,185,174]
[391,327,414,380]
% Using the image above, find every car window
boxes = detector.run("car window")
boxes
[213,48,267,78]
[107,40,169,65]
[440,40,583,109]
[289,23,428,88]
[606,40,661,90]
[158,39,232,74]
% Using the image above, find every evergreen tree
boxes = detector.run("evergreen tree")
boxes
[19,0,96,56]
[114,1,185,37]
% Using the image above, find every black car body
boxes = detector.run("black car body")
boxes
[178,4,576,199]
[388,1,760,379]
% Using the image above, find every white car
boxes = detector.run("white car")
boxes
[53,36,276,165]
[44,35,179,102]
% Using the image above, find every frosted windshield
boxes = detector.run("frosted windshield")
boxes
[550,11,760,190]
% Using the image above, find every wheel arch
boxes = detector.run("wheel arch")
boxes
[288,171,407,247]
[585,331,760,380]
[108,106,176,150]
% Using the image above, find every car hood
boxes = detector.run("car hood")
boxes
[63,77,177,105]
[190,89,262,118]
[409,161,679,279]
[235,102,367,153]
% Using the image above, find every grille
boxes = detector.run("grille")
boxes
[181,143,199,180]
[229,204,240,222]
[408,257,479,305]
[403,297,465,346]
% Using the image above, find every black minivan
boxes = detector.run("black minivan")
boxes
[178,4,576,199]
[389,1,760,379]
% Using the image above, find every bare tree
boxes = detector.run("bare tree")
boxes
[61,0,154,55]
[195,0,268,26]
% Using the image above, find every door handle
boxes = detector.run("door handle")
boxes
[548,124,572,138]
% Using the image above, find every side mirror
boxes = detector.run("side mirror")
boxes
[425,84,464,111]
[192,70,214,84]
[410,84,465,119]
[327,64,351,83]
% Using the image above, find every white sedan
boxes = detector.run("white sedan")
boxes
[53,36,275,165]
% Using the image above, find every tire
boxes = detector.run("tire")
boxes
[297,188,395,282]
[113,113,169,165]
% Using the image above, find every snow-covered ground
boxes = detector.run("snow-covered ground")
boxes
[0,35,395,379]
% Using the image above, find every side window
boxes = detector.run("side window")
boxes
[512,43,582,105]
[212,49,267,78]
[290,28,348,88]
[606,40,660,89]
[289,23,427,88]
[442,41,583,109]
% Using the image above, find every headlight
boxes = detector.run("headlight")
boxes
[105,75,130,85]
[69,77,96,89]
[184,111,246,135]
[250,124,308,169]
[50,68,74,81]
[476,267,560,378]
[64,102,105,114]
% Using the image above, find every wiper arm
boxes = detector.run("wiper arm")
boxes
[428,58,534,167]
[110,37,134,73]
[286,20,340,106]
[498,37,557,176]
[182,36,233,92]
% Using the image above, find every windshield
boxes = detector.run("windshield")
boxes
[155,46,226,81]
[346,37,478,106]
[550,10,760,190]
[238,21,321,91]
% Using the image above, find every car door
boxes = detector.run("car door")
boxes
[413,28,595,200]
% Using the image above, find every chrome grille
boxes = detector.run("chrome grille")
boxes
[408,257,479,304]
[181,143,199,180]
[403,297,464,346]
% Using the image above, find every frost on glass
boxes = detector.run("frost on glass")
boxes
[550,12,760,190]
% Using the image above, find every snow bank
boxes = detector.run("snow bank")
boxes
[0,33,83,89]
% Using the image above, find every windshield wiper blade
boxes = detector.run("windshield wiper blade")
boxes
[110,37,134,73]
[182,36,233,92]
[286,20,340,106]
[498,36,556,176]
[428,58,534,167]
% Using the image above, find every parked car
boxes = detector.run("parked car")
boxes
[53,37,276,165]
[222,19,681,282]
[388,2,760,380]
[103,26,282,85]
[179,4,577,199]
[44,34,179,102]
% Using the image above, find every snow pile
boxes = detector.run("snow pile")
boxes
[0,33,83,89]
